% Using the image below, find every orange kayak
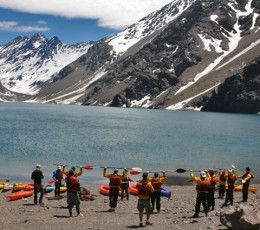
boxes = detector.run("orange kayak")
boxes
[225,185,258,193]
[99,185,125,197]
[8,190,34,201]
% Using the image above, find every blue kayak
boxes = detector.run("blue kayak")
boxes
[44,184,54,193]
[161,187,171,198]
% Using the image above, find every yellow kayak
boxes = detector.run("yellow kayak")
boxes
[12,183,27,191]
[234,185,257,193]
[60,186,67,193]
[0,183,4,190]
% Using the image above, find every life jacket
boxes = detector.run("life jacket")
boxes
[56,170,63,180]
[137,181,152,196]
[242,172,253,184]
[209,176,219,188]
[66,176,79,193]
[227,175,236,185]
[109,174,121,187]
[196,180,210,193]
[219,174,226,183]
[121,177,129,188]
[151,178,163,190]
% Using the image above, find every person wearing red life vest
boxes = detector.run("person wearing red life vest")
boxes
[120,169,133,201]
[218,170,227,199]
[238,167,253,202]
[103,167,127,212]
[65,170,82,217]
[148,171,167,213]
[190,170,210,218]
[136,172,154,227]
[207,169,219,211]
[222,169,237,207]
[53,165,63,197]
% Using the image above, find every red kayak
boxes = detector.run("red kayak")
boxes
[8,190,34,201]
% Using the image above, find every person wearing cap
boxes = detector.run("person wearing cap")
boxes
[31,164,44,205]
[238,167,253,202]
[222,169,237,207]
[136,172,154,227]
[190,170,210,218]
[65,170,82,217]
[120,169,133,201]
[148,171,168,213]
[62,165,83,177]
[206,169,219,211]
[218,170,227,199]
[103,167,127,211]
[52,165,63,197]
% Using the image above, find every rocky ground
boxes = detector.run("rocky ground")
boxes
[0,183,259,230]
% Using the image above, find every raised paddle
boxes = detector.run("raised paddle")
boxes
[84,165,143,175]
[176,168,202,173]
[129,169,176,175]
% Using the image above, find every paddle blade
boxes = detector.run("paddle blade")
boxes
[130,168,142,175]
[84,166,94,170]
[176,168,187,173]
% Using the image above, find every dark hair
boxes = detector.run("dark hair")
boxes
[71,166,76,171]
[69,170,74,176]
[142,172,148,179]
[246,167,250,171]
[154,172,159,178]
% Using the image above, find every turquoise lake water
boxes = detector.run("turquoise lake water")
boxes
[0,102,259,184]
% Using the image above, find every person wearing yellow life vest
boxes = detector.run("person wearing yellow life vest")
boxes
[63,165,83,177]
[103,167,127,212]
[136,172,154,227]
[222,169,236,207]
[190,170,210,218]
[238,167,253,202]
[148,171,167,213]
[218,170,227,199]
[207,169,219,211]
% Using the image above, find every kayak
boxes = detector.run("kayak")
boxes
[24,184,34,191]
[233,185,257,193]
[2,183,13,192]
[129,184,171,198]
[0,183,4,190]
[8,190,34,201]
[12,183,27,192]
[44,184,55,193]
[99,185,125,197]
[60,186,67,193]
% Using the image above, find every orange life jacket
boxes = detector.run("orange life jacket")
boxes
[219,174,226,183]
[109,174,121,187]
[137,182,152,196]
[209,176,219,188]
[196,180,210,193]
[227,175,236,185]
[151,178,163,190]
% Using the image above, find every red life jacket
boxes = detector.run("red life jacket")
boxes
[151,178,162,190]
[66,176,80,193]
[56,170,63,181]
[109,174,121,187]
[137,181,152,196]
[196,180,210,192]
[219,174,226,183]
[209,176,219,188]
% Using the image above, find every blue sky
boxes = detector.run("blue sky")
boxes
[0,0,173,45]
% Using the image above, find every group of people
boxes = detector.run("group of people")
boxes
[103,167,168,227]
[190,167,254,218]
[31,164,254,225]
[31,164,84,217]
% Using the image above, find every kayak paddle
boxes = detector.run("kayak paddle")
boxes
[84,165,143,175]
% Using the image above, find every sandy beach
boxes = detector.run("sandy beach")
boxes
[0,183,259,230]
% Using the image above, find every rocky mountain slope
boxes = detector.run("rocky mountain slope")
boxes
[0,0,259,113]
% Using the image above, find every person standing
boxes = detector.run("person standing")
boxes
[238,167,253,202]
[31,164,44,205]
[207,169,219,211]
[136,172,154,227]
[53,165,63,197]
[222,169,237,207]
[65,170,82,217]
[63,165,83,177]
[103,167,126,211]
[120,169,133,201]
[190,170,210,218]
[218,170,227,199]
[148,171,168,213]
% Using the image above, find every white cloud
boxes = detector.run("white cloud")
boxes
[0,21,50,32]
[0,0,173,29]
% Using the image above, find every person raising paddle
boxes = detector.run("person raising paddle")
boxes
[190,170,210,218]
[148,171,167,213]
[63,165,83,177]
[103,167,127,212]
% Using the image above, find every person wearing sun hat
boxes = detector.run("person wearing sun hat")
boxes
[31,164,44,205]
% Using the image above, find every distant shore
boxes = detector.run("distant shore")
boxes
[0,183,259,230]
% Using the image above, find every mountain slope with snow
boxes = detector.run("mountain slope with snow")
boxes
[0,33,93,95]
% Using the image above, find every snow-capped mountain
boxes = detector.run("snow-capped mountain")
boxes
[0,0,259,113]
[0,33,93,95]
